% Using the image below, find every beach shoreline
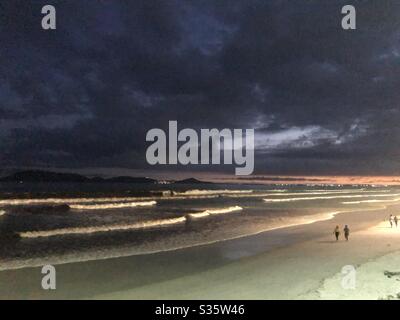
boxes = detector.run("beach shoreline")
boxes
[1,203,400,299]
[0,203,386,272]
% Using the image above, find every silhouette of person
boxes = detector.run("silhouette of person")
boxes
[344,225,350,241]
[334,225,340,241]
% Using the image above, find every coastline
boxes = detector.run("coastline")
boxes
[1,203,400,299]
[0,205,383,271]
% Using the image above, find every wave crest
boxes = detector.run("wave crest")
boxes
[70,201,156,210]
[173,189,252,196]
[187,206,243,219]
[19,216,185,238]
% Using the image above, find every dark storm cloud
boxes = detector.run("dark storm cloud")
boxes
[1,0,400,175]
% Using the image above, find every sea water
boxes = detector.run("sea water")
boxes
[0,182,397,270]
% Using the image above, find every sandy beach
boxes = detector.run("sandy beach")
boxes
[3,0,400,304]
[1,203,400,300]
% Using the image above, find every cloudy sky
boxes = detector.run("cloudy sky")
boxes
[1,0,400,178]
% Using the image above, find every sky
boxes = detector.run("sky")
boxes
[1,0,400,178]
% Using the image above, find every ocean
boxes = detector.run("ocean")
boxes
[0,182,398,270]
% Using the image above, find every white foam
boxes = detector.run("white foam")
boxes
[0,196,156,206]
[263,193,400,203]
[0,189,387,208]
[0,194,220,206]
[19,206,243,238]
[187,206,243,219]
[70,200,156,210]
[0,210,6,216]
[19,216,186,238]
[173,189,253,196]
[224,190,393,199]
[342,197,400,204]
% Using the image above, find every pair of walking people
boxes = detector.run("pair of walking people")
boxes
[334,225,350,241]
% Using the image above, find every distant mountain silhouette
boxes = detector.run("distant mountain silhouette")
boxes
[0,170,89,182]
[107,176,157,183]
[0,170,157,184]
[174,178,213,184]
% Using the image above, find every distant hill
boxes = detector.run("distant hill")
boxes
[0,170,89,183]
[0,170,157,184]
[107,176,157,183]
[174,178,213,184]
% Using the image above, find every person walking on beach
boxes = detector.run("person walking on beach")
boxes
[344,225,350,241]
[390,214,394,228]
[334,225,340,241]
[395,216,398,228]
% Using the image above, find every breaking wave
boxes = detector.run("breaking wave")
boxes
[70,201,156,210]
[263,193,400,203]
[0,189,388,208]
[20,216,186,238]
[173,189,253,196]
[0,196,158,206]
[187,206,243,219]
[342,198,400,204]
[18,206,243,238]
